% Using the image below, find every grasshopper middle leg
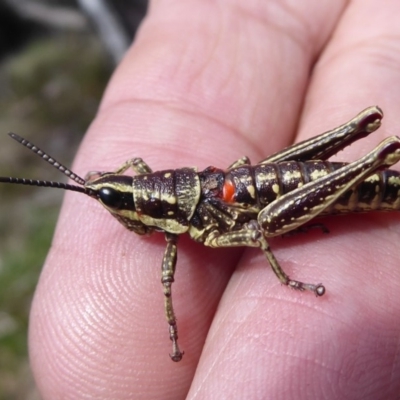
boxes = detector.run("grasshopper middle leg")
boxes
[205,222,325,295]
[161,233,184,362]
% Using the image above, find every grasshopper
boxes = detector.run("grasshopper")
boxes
[1,106,400,361]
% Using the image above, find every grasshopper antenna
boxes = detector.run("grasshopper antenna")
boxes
[0,132,93,196]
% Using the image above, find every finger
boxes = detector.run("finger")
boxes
[28,1,330,399]
[192,1,400,399]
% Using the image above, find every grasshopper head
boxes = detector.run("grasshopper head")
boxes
[84,171,151,235]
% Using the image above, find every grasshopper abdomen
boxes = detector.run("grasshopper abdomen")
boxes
[219,160,400,215]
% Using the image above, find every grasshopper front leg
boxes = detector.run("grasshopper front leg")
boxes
[113,157,153,175]
[161,233,184,361]
[85,158,153,182]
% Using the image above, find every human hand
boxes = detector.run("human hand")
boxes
[30,1,400,399]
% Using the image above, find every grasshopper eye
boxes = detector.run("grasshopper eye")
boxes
[99,187,123,209]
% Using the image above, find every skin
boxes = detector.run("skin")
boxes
[30,1,400,399]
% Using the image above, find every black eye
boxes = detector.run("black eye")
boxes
[99,187,122,208]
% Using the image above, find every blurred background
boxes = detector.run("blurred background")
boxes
[0,1,147,398]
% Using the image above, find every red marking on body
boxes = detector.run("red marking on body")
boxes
[222,179,235,203]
